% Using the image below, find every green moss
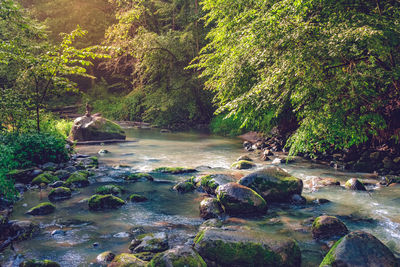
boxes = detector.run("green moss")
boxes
[319,237,344,266]
[173,178,196,193]
[89,156,99,168]
[31,172,58,185]
[26,202,56,215]
[231,160,255,169]
[88,194,125,210]
[149,251,207,267]
[153,167,197,174]
[110,253,146,267]
[64,172,89,187]
[199,175,219,193]
[95,184,123,195]
[133,252,155,261]
[125,173,154,181]
[20,259,60,267]
[194,230,205,244]
[48,187,71,201]
[128,194,148,202]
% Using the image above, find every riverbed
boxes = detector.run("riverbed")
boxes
[1,128,400,266]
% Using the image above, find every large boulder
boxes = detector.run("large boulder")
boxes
[194,227,301,267]
[344,178,367,191]
[311,215,348,240]
[69,115,125,142]
[149,246,206,267]
[238,167,303,202]
[216,183,267,215]
[320,230,398,267]
[20,259,60,267]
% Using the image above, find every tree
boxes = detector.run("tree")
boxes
[193,0,400,155]
[101,0,213,127]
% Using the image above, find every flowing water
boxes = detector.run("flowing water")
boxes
[1,128,400,266]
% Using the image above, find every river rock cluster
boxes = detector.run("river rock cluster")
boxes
[1,146,399,267]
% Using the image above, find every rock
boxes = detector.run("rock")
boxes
[49,181,65,188]
[88,194,125,211]
[199,218,223,231]
[108,253,147,267]
[64,166,77,173]
[127,194,148,202]
[216,183,267,215]
[51,229,66,236]
[345,178,367,191]
[194,227,301,267]
[264,149,274,156]
[31,172,58,186]
[369,151,381,160]
[129,232,169,253]
[133,252,155,261]
[303,177,340,190]
[48,187,72,201]
[96,251,116,264]
[10,220,40,241]
[54,170,70,180]
[238,167,303,202]
[26,202,56,215]
[149,246,206,267]
[19,259,60,267]
[98,149,110,154]
[199,198,223,219]
[93,242,99,247]
[95,185,123,196]
[272,158,283,164]
[64,172,89,188]
[42,162,58,171]
[237,155,253,162]
[198,175,220,195]
[311,215,348,240]
[152,167,197,174]
[290,194,306,205]
[6,168,36,184]
[173,178,196,193]
[125,173,154,182]
[160,129,171,133]
[261,155,271,161]
[69,115,126,141]
[231,160,255,170]
[320,230,398,267]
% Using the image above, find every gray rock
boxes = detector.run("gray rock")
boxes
[199,198,223,219]
[129,232,168,253]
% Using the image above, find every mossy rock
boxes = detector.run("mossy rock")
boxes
[133,252,156,261]
[88,156,99,168]
[48,187,72,201]
[88,194,125,211]
[231,160,256,170]
[320,230,398,267]
[311,215,348,240]
[54,170,70,180]
[216,182,267,215]
[194,227,301,267]
[6,168,36,184]
[129,232,168,253]
[64,172,89,188]
[96,251,116,264]
[26,202,56,215]
[125,173,154,182]
[70,115,126,141]
[10,220,40,241]
[152,167,197,174]
[344,178,367,191]
[128,194,148,202]
[149,246,206,267]
[31,172,58,186]
[95,184,123,196]
[198,175,220,195]
[19,259,60,267]
[173,177,197,193]
[199,197,223,219]
[108,253,147,267]
[238,167,303,202]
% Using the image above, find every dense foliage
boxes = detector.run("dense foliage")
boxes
[97,0,213,127]
[193,0,400,155]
